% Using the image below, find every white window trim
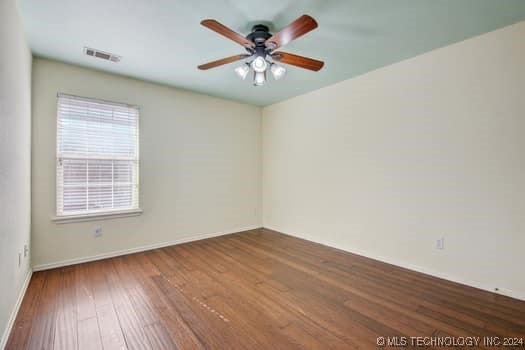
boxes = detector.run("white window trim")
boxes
[52,208,143,224]
[55,93,141,220]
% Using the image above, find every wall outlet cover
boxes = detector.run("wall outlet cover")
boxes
[93,226,103,237]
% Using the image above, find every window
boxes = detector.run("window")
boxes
[56,93,140,218]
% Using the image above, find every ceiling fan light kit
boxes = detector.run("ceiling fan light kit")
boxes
[254,71,266,86]
[270,63,286,80]
[198,15,324,86]
[234,64,250,80]
[251,56,267,72]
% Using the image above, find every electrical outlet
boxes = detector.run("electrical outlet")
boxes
[18,252,22,267]
[436,237,444,250]
[24,244,29,258]
[93,226,103,238]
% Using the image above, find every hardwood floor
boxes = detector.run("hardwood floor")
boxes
[7,228,525,349]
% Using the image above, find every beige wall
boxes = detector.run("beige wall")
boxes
[32,58,261,268]
[262,22,525,300]
[0,0,32,345]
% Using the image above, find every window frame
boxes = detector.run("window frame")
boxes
[53,93,142,223]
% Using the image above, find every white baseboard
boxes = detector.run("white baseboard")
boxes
[1,268,33,350]
[264,226,525,302]
[33,225,261,271]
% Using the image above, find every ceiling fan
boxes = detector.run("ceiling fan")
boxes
[198,15,324,86]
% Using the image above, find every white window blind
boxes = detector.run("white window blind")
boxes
[56,93,139,217]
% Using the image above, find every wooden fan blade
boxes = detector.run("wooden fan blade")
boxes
[265,15,318,50]
[198,54,251,70]
[201,19,255,48]
[273,51,324,71]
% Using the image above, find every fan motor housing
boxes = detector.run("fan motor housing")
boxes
[246,24,272,46]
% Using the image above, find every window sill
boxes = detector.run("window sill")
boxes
[52,208,143,224]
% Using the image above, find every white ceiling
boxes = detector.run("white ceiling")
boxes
[20,0,525,106]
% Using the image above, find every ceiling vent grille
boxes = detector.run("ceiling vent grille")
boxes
[84,47,121,62]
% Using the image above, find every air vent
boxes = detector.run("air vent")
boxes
[84,47,121,63]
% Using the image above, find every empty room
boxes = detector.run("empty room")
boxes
[1,0,525,349]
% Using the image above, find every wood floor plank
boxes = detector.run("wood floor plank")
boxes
[104,258,153,350]
[132,252,205,349]
[151,274,240,349]
[53,267,78,350]
[162,246,304,348]
[7,228,525,349]
[96,304,128,350]
[193,239,373,348]
[87,260,114,308]
[77,316,103,350]
[26,270,60,350]
[75,264,97,321]
[143,322,179,350]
